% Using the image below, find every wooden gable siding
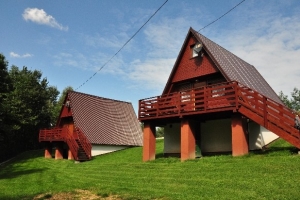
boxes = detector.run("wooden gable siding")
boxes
[60,104,72,118]
[171,35,219,83]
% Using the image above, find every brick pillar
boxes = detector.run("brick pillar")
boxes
[143,122,156,161]
[44,142,52,159]
[55,142,64,160]
[68,149,74,160]
[232,113,248,156]
[181,119,196,161]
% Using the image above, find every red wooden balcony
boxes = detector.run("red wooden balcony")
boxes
[138,81,300,149]
[139,81,238,120]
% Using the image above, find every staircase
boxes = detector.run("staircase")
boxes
[39,126,92,161]
[236,83,300,148]
[74,127,92,161]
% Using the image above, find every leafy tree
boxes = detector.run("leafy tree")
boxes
[0,54,12,142]
[279,89,300,112]
[0,58,60,162]
[156,127,164,138]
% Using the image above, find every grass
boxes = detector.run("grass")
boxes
[1,139,300,199]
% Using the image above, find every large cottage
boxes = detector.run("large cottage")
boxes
[139,27,300,161]
[39,91,143,161]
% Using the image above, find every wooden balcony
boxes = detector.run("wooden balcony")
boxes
[39,127,68,142]
[139,81,300,148]
[138,81,239,120]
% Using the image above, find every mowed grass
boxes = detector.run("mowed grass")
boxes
[1,139,300,200]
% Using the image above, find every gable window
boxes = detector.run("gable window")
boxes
[191,42,203,58]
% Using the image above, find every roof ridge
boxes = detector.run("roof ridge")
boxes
[69,91,132,104]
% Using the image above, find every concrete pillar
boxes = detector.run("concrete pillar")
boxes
[181,119,196,161]
[68,149,74,160]
[44,142,52,159]
[143,122,156,161]
[232,114,248,156]
[55,142,64,160]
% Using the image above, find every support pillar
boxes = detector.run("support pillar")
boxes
[181,119,196,161]
[55,142,64,160]
[232,113,248,156]
[44,142,52,159]
[143,122,156,161]
[68,149,74,160]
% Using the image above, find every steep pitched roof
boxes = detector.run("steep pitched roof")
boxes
[67,91,143,146]
[164,27,282,104]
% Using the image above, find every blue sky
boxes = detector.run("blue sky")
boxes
[1,0,300,113]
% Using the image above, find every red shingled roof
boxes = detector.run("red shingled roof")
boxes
[68,91,143,146]
[190,28,282,104]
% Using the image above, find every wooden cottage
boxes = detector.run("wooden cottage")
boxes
[39,91,143,161]
[139,27,300,161]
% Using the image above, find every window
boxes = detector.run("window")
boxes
[191,42,203,58]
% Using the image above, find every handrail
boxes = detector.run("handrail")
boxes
[236,84,300,143]
[39,128,64,142]
[139,81,237,119]
[63,127,79,160]
[75,127,92,159]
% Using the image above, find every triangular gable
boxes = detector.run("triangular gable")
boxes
[56,95,72,127]
[172,33,220,83]
[163,27,282,104]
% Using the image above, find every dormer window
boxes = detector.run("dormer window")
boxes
[192,42,203,58]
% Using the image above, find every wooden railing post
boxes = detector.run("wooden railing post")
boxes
[263,97,268,129]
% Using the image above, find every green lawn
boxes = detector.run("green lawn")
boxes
[1,139,300,200]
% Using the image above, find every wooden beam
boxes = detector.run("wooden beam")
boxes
[143,122,156,161]
[181,119,196,161]
[231,113,248,156]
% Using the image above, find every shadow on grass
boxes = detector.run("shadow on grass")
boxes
[0,167,47,180]
[251,146,298,155]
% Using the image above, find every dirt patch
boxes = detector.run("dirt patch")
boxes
[33,189,122,200]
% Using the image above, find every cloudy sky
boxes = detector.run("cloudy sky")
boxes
[0,0,299,113]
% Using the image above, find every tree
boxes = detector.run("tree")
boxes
[156,127,164,138]
[2,65,58,160]
[279,89,300,112]
[0,54,12,142]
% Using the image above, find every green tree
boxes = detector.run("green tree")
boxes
[4,65,59,159]
[279,89,300,112]
[0,54,12,143]
[156,127,164,138]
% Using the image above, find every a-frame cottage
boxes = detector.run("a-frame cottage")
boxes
[139,27,300,161]
[39,91,143,161]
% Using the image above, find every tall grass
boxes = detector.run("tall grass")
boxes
[0,139,299,199]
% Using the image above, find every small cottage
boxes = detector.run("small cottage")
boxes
[139,27,300,161]
[39,91,143,161]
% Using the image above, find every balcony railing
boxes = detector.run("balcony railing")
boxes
[138,81,238,120]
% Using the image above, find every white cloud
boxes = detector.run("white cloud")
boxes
[23,8,68,31]
[216,13,300,96]
[127,58,175,91]
[10,52,33,58]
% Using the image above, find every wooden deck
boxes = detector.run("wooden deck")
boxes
[138,81,300,148]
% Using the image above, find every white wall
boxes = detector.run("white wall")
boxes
[163,118,279,155]
[248,122,279,150]
[91,144,128,156]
